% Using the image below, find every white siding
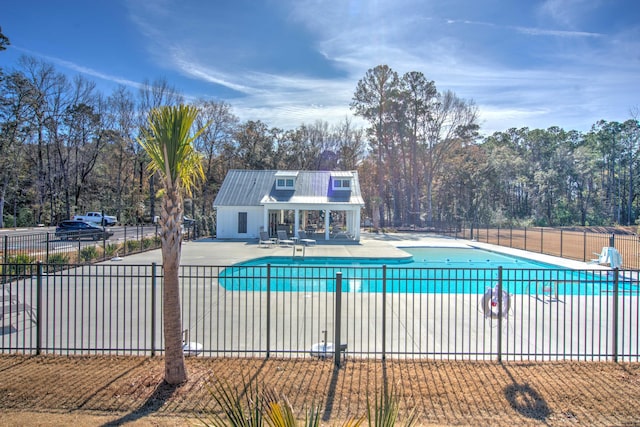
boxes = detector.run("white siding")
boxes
[215,206,264,239]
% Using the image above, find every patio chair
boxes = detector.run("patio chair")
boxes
[298,230,316,246]
[590,246,622,268]
[259,231,274,248]
[277,230,295,247]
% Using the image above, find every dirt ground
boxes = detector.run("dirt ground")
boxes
[0,355,639,426]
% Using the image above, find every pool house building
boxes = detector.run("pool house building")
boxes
[213,169,365,241]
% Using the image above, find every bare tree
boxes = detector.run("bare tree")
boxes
[194,99,238,216]
[421,90,479,224]
[106,85,138,221]
[18,56,70,224]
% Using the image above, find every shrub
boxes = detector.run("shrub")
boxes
[103,243,122,258]
[1,253,36,279]
[79,245,100,262]
[46,253,70,272]
[125,239,140,253]
[141,236,156,249]
[199,378,416,426]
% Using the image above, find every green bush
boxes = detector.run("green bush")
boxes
[141,236,157,249]
[46,253,70,272]
[125,239,140,253]
[79,245,99,262]
[2,253,36,279]
[104,243,122,258]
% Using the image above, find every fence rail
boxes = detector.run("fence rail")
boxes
[436,224,640,269]
[0,223,206,266]
[1,262,638,363]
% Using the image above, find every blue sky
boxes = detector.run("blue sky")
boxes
[2,0,639,135]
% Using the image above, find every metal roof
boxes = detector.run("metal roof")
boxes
[213,170,364,207]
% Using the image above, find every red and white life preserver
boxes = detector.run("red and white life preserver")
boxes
[482,285,510,319]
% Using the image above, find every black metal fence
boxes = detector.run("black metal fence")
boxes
[2,262,638,362]
[436,224,640,270]
[0,223,206,266]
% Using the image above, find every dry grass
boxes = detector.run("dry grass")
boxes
[0,355,639,426]
[466,227,639,268]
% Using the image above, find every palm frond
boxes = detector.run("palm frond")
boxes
[138,104,206,196]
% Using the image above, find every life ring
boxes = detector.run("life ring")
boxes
[482,285,510,319]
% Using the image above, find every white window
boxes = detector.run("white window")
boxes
[276,178,295,189]
[333,178,351,190]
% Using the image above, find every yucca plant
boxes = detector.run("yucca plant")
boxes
[45,253,70,272]
[79,245,99,262]
[142,237,154,250]
[366,388,417,427]
[200,379,326,427]
[3,253,35,279]
[125,239,140,253]
[199,378,415,426]
[200,379,263,427]
[103,243,121,258]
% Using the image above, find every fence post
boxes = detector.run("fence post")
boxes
[334,272,342,368]
[124,225,128,256]
[524,227,527,251]
[266,264,271,359]
[560,229,563,258]
[45,233,50,264]
[36,261,43,355]
[497,266,503,362]
[382,265,387,360]
[497,225,500,246]
[3,235,7,263]
[540,228,543,253]
[583,230,587,263]
[612,268,619,363]
[151,262,157,357]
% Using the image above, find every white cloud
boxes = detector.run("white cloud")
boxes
[123,0,639,133]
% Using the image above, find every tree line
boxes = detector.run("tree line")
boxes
[351,65,640,229]
[1,47,638,229]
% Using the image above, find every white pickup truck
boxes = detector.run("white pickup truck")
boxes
[72,211,118,226]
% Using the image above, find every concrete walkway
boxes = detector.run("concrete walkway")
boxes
[109,232,424,266]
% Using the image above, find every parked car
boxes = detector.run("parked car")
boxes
[183,216,196,227]
[55,220,114,241]
[72,211,118,226]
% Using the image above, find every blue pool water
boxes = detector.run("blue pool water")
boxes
[218,247,622,295]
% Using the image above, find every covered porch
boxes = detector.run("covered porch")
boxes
[262,203,361,241]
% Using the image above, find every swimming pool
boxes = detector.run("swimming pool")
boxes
[218,247,618,295]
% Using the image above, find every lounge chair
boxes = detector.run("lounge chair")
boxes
[298,230,316,246]
[259,231,274,248]
[277,230,294,246]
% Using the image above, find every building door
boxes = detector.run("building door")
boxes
[269,211,278,237]
[238,212,247,234]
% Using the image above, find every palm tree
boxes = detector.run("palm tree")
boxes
[139,104,207,384]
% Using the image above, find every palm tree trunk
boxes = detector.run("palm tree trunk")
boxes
[161,187,187,384]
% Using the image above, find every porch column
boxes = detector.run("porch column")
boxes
[263,207,269,234]
[294,209,300,238]
[353,208,361,240]
[324,209,330,240]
